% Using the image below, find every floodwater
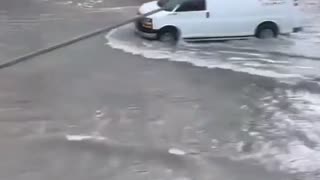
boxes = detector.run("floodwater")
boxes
[0,0,320,180]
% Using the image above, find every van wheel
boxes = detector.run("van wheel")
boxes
[255,22,279,39]
[158,28,178,44]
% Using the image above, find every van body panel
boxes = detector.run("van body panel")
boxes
[157,11,209,38]
[139,1,160,15]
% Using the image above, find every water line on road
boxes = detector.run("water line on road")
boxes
[0,8,162,70]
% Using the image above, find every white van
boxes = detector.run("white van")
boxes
[135,0,304,42]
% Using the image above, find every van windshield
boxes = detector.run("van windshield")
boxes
[157,0,185,11]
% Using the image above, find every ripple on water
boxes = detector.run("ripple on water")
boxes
[104,15,320,179]
[105,23,320,83]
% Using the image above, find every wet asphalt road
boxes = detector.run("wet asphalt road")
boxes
[0,0,319,180]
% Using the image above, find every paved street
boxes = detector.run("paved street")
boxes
[0,1,319,180]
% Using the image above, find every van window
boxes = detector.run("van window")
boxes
[177,0,205,12]
[158,0,185,11]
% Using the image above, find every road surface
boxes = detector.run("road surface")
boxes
[0,0,319,180]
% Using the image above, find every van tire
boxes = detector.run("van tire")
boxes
[255,22,279,39]
[158,27,178,44]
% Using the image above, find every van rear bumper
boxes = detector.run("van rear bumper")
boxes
[293,27,303,33]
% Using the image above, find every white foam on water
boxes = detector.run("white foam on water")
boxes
[235,140,320,174]
[105,23,320,83]
[76,0,103,8]
[218,50,267,58]
[168,148,187,156]
[66,134,106,141]
[235,90,320,176]
[105,25,311,80]
[243,62,265,68]
[228,57,247,61]
[55,1,73,5]
[286,91,320,143]
[256,58,282,64]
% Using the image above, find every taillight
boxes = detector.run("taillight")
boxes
[293,0,299,6]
